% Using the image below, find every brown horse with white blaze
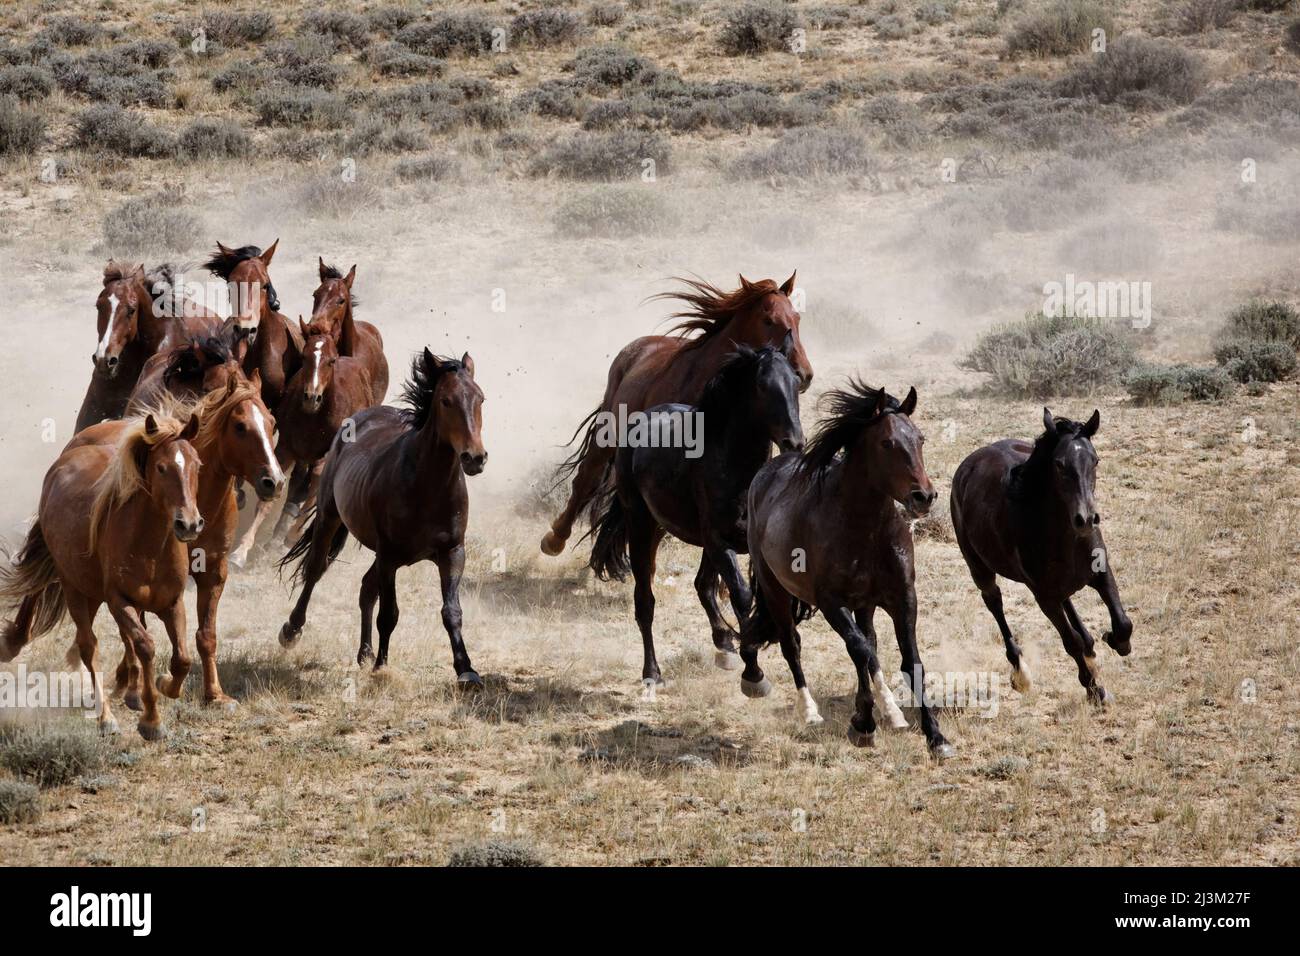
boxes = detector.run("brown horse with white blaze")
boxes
[541,274,812,557]
[309,259,389,401]
[0,413,202,739]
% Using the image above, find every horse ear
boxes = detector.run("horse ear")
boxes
[738,274,752,290]
[216,241,232,256]
[260,239,279,267]
[899,386,917,416]
[249,368,262,390]
[298,315,309,339]
[225,374,238,396]
[461,352,475,377]
[779,271,796,297]
[318,256,328,281]
[133,262,146,280]
[423,346,436,371]
[1082,409,1100,437]
[1042,407,1055,433]
[345,264,357,289]
[144,414,160,437]
[874,389,889,414]
[181,413,200,441]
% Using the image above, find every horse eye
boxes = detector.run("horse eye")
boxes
[441,397,452,407]
[882,438,895,449]
[234,422,247,434]
[156,463,165,474]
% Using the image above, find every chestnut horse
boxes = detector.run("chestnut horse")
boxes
[587,346,804,685]
[950,408,1132,705]
[280,349,486,684]
[542,274,812,557]
[202,241,301,411]
[0,413,202,739]
[230,322,376,568]
[74,262,221,431]
[309,259,389,401]
[741,381,955,759]
[70,371,286,710]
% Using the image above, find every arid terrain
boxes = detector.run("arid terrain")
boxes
[0,0,1298,865]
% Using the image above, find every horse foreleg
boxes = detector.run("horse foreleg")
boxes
[885,595,954,757]
[434,545,481,689]
[155,599,191,701]
[1091,562,1132,656]
[229,495,277,568]
[107,603,164,741]
[693,552,738,668]
[283,462,323,547]
[194,565,236,709]
[272,462,313,542]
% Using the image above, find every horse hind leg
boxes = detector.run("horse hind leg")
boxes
[542,415,616,556]
[356,560,381,666]
[65,591,117,735]
[627,508,665,691]
[972,567,1031,693]
[693,553,739,670]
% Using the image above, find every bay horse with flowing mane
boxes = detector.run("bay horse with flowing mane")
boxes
[279,349,486,684]
[587,345,805,685]
[741,380,955,759]
[230,320,377,568]
[75,262,221,431]
[203,241,301,411]
[69,368,286,710]
[308,259,389,401]
[541,274,812,558]
[950,408,1132,704]
[0,413,202,739]
[127,329,245,414]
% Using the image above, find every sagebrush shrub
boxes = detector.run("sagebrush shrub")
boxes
[1057,35,1206,106]
[531,129,670,180]
[0,724,104,788]
[1213,339,1297,383]
[0,94,44,154]
[1125,363,1234,404]
[958,314,1137,398]
[1005,0,1114,58]
[102,190,202,256]
[177,117,252,161]
[74,104,174,157]
[719,2,800,55]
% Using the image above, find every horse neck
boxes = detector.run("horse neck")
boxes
[708,402,770,477]
[111,485,177,557]
[410,416,460,489]
[193,430,236,512]
[824,450,897,528]
[338,302,357,357]
[668,330,745,400]
[134,279,171,352]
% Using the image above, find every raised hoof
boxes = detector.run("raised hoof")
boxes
[1088,686,1116,707]
[803,713,825,727]
[156,675,183,700]
[1010,665,1032,693]
[740,676,772,699]
[930,741,958,761]
[123,691,143,713]
[229,550,250,570]
[205,695,239,714]
[137,721,167,742]
[357,647,375,667]
[847,725,875,748]
[540,530,566,556]
[99,717,120,737]
[714,648,741,671]
[456,671,484,692]
[278,622,302,648]
[1104,631,1132,657]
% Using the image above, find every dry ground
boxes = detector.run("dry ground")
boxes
[2,1,1299,865]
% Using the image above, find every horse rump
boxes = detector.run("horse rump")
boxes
[0,520,67,661]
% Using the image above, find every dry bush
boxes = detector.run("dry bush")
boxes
[48,49,172,107]
[0,94,44,154]
[0,723,104,788]
[958,314,1138,398]
[514,80,584,119]
[37,15,105,48]
[176,10,275,47]
[0,779,40,824]
[292,173,383,219]
[1057,221,1165,272]
[299,10,371,51]
[588,3,627,26]
[1175,0,1240,34]
[74,104,175,158]
[1056,35,1207,106]
[367,5,422,36]
[395,12,496,57]
[572,44,656,88]
[177,117,252,161]
[512,9,585,47]
[1214,339,1297,383]
[531,129,671,180]
[0,64,53,101]
[447,839,545,866]
[254,85,351,127]
[1124,364,1234,404]
[343,117,429,155]
[732,126,875,178]
[1005,0,1114,58]
[719,1,800,55]
[1220,300,1300,349]
[554,184,678,237]
[101,190,201,257]
[364,42,445,77]
[395,154,459,181]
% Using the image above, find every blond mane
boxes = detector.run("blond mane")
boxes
[134,372,265,462]
[87,414,188,552]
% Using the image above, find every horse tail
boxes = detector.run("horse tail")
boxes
[552,407,615,522]
[586,490,631,582]
[792,599,816,624]
[0,521,67,662]
[739,563,781,651]
[278,506,349,589]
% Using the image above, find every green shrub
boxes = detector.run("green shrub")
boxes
[1124,363,1234,404]
[1005,0,1114,58]
[958,314,1138,398]
[1220,300,1300,349]
[554,185,678,237]
[0,723,104,788]
[177,117,252,161]
[0,95,44,155]
[720,2,800,55]
[447,839,545,867]
[0,779,40,823]
[1056,35,1207,106]
[1214,339,1298,383]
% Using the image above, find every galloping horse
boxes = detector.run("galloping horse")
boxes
[950,408,1132,704]
[280,349,486,685]
[741,381,955,759]
[127,331,245,414]
[202,241,301,411]
[230,322,376,568]
[74,262,221,431]
[588,346,804,685]
[0,413,202,739]
[308,259,389,401]
[69,370,286,710]
[541,275,813,558]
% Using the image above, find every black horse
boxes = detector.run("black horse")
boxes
[741,380,955,759]
[588,345,804,687]
[950,407,1132,705]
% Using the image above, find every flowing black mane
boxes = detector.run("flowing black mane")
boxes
[1008,416,1092,501]
[797,378,902,486]
[697,345,776,424]
[651,276,783,352]
[399,351,463,429]
[161,333,235,385]
[318,262,359,308]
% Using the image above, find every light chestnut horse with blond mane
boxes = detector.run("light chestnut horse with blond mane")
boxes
[0,413,202,739]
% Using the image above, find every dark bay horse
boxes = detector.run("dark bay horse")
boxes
[127,331,245,414]
[309,259,389,401]
[950,408,1132,704]
[741,381,955,759]
[587,346,804,686]
[280,349,487,684]
[70,370,286,710]
[542,274,813,557]
[203,241,301,411]
[74,262,221,431]
[0,413,202,739]
[231,321,376,567]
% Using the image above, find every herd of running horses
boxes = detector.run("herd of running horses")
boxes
[0,245,1133,759]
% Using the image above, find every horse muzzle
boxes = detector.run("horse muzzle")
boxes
[460,451,487,476]
[95,353,122,379]
[905,488,938,518]
[173,514,204,542]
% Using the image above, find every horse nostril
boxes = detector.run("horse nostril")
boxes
[105,355,118,367]
[195,518,205,533]
[258,476,277,494]
[1073,514,1087,529]
[1091,513,1101,525]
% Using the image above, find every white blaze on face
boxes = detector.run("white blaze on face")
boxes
[249,405,283,484]
[97,293,119,361]
[310,340,324,393]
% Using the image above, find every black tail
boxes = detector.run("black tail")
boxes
[278,506,349,589]
[552,406,616,526]
[739,565,781,651]
[587,490,631,582]
[0,521,66,662]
